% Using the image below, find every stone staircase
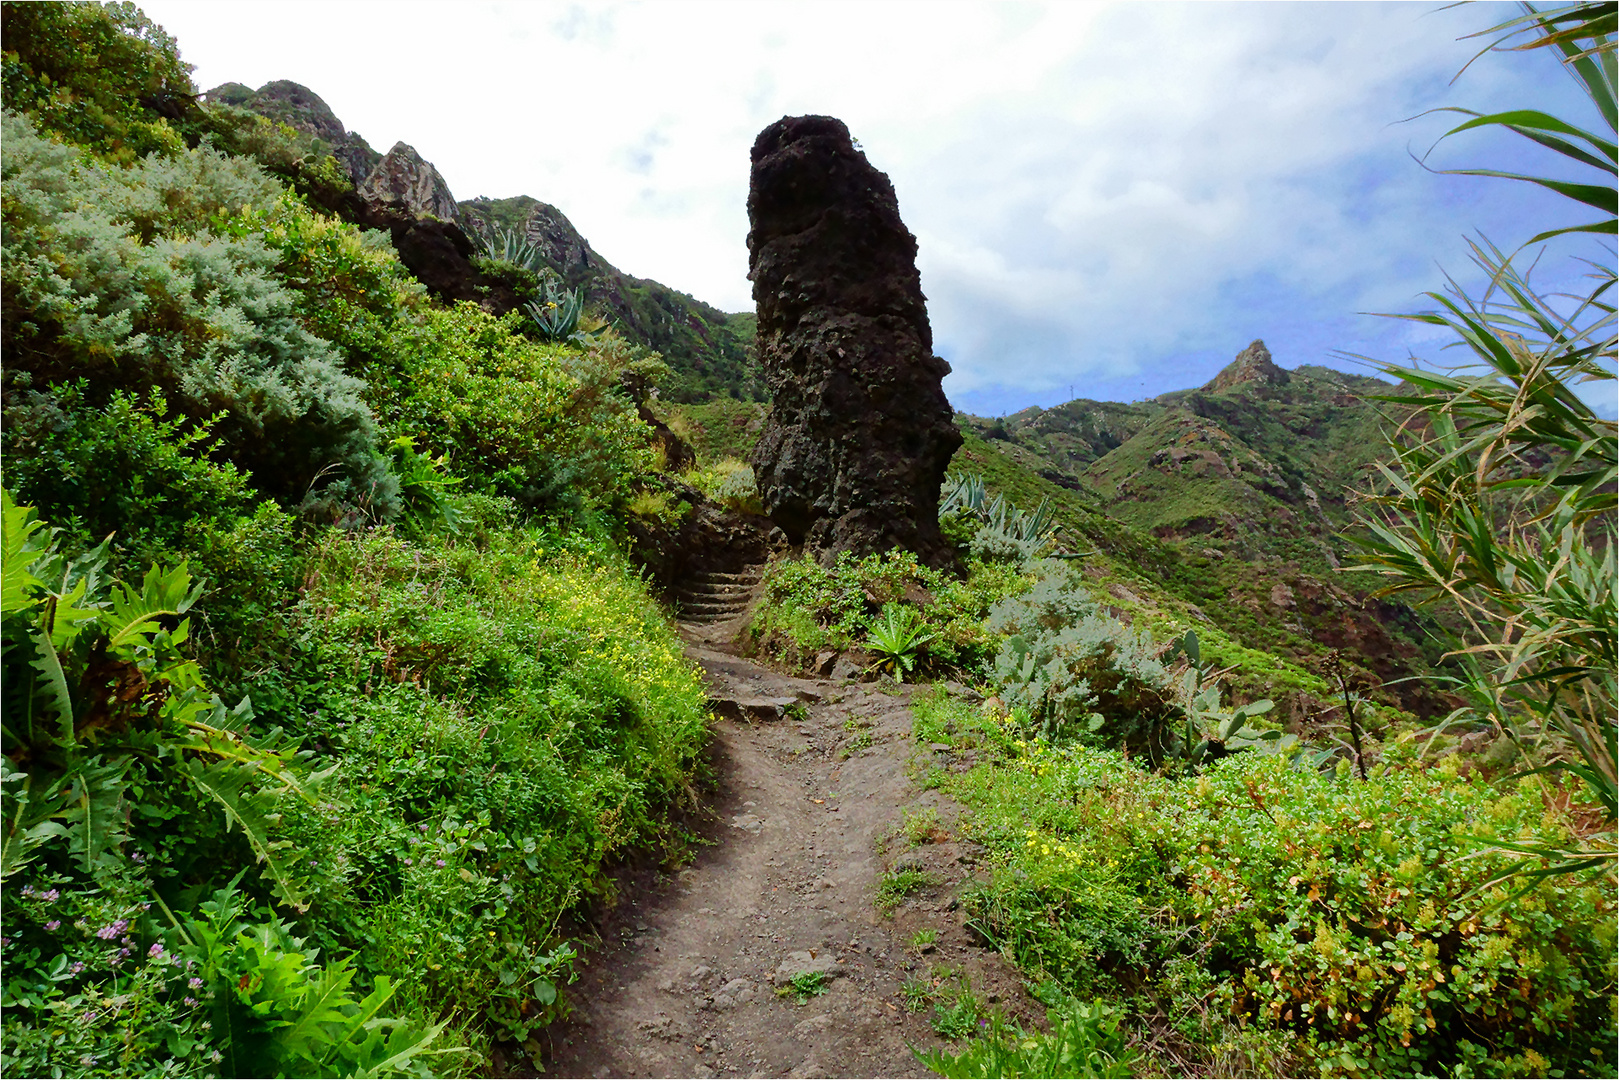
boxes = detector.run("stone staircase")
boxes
[676,566,763,625]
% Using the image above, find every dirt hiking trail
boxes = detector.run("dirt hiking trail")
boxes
[532,614,1034,1078]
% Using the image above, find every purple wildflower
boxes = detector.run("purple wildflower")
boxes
[95,920,129,940]
[19,885,34,898]
[189,977,203,989]
[41,889,59,903]
[148,942,164,958]
[184,997,199,1008]
[402,858,413,866]
[435,859,446,867]
[70,961,85,975]
[45,920,61,931]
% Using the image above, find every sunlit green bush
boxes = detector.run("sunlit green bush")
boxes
[265,517,710,1054]
[943,740,1616,1077]
[680,458,763,514]
[0,382,303,666]
[1,112,387,506]
[370,303,653,515]
[0,0,192,163]
[746,549,1029,675]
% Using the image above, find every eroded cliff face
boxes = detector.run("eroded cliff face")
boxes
[358,142,460,223]
[746,115,960,568]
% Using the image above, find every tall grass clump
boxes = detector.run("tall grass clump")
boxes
[1350,0,1616,881]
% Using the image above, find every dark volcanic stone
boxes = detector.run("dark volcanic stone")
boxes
[746,115,960,567]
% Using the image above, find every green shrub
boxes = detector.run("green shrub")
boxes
[1,0,193,163]
[246,196,426,373]
[1,382,304,667]
[1,113,388,507]
[371,303,653,514]
[987,562,1179,755]
[746,549,1028,674]
[0,491,457,1077]
[680,459,763,513]
[195,102,355,201]
[945,741,1616,1077]
[264,519,710,1054]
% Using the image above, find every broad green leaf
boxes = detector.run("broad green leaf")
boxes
[184,756,310,911]
[30,628,76,743]
[1,488,51,617]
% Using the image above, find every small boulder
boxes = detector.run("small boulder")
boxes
[772,949,841,985]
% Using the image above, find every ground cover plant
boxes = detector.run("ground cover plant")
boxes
[744,547,1029,677]
[927,732,1613,1077]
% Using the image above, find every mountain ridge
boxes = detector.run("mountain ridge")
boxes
[207,79,761,403]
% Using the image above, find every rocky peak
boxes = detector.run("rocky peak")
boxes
[358,142,459,223]
[249,79,346,142]
[202,79,381,186]
[1205,339,1291,393]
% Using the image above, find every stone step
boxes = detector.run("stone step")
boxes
[707,694,799,723]
[681,602,750,617]
[683,586,757,605]
[689,570,762,585]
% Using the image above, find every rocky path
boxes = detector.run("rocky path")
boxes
[532,618,1033,1078]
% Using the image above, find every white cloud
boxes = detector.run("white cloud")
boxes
[141,0,1606,407]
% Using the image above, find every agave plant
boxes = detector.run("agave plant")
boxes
[1350,1,1615,883]
[939,471,1060,553]
[468,218,549,274]
[864,602,938,679]
[524,280,585,341]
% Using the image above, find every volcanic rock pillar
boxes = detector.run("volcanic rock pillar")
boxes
[746,115,961,568]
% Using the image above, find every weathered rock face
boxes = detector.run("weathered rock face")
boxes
[522,202,600,277]
[203,80,382,186]
[1205,339,1291,393]
[746,115,960,567]
[359,142,460,222]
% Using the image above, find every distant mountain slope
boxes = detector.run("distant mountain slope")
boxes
[209,82,760,404]
[962,341,1395,573]
[460,195,761,402]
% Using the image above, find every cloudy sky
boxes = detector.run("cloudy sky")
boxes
[141,0,1612,415]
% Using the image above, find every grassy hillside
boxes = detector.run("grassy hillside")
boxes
[962,350,1395,575]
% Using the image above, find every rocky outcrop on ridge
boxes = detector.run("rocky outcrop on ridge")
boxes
[203,80,381,186]
[208,79,755,401]
[746,115,961,568]
[358,142,460,222]
[1204,338,1291,393]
